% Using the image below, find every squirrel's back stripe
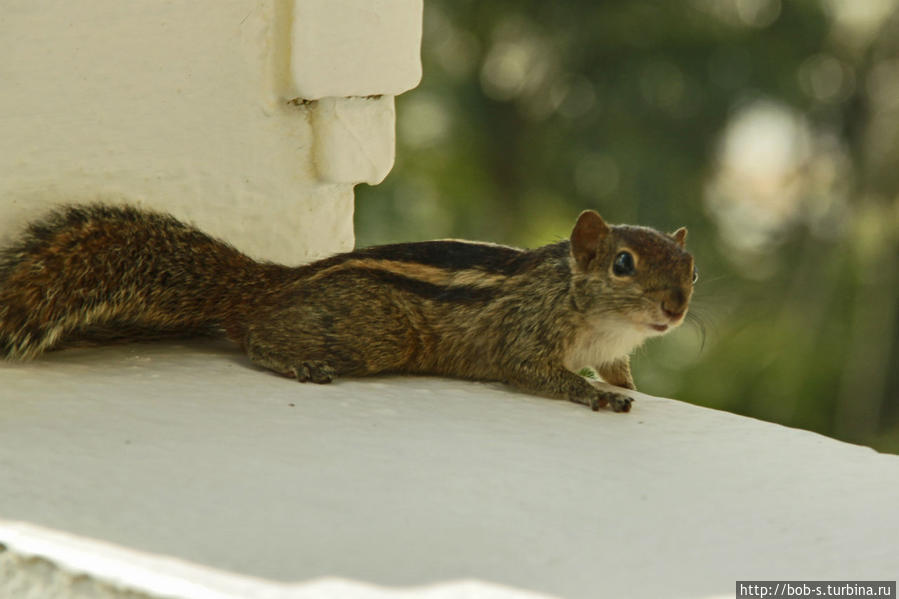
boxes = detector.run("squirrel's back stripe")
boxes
[303,240,571,285]
[340,267,498,303]
[304,257,510,291]
[352,240,534,276]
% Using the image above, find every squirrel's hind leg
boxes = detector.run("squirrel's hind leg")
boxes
[242,327,366,384]
[244,336,332,383]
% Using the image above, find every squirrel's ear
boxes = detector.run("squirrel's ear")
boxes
[570,210,610,270]
[670,227,688,248]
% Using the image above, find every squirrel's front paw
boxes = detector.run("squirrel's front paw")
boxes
[588,389,633,413]
[292,360,337,384]
[605,393,632,413]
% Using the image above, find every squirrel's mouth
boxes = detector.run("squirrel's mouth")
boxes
[650,324,669,333]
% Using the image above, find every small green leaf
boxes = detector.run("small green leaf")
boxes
[578,367,599,380]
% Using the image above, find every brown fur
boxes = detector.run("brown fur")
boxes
[0,205,696,412]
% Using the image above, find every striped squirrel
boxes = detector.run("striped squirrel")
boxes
[0,204,696,412]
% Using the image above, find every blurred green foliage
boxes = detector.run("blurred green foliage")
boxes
[355,0,899,452]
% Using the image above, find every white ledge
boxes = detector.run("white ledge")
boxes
[1,341,898,599]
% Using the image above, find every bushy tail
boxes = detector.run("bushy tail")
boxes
[0,204,283,359]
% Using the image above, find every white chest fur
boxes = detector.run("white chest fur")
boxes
[562,320,650,371]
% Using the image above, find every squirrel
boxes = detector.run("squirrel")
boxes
[0,204,697,412]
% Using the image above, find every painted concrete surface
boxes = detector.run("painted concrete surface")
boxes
[0,525,549,599]
[288,0,423,99]
[0,0,425,264]
[311,96,397,185]
[1,340,897,598]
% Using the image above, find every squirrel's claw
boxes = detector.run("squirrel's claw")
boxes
[610,395,632,412]
[588,390,632,413]
[292,360,337,384]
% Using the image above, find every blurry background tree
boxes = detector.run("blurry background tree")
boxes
[355,0,899,453]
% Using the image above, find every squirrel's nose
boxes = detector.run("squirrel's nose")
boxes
[662,290,687,320]
[663,305,684,320]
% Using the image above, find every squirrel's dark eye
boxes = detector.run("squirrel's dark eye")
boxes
[692,266,699,283]
[612,251,636,276]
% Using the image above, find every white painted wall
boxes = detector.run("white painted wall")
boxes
[0,0,422,264]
